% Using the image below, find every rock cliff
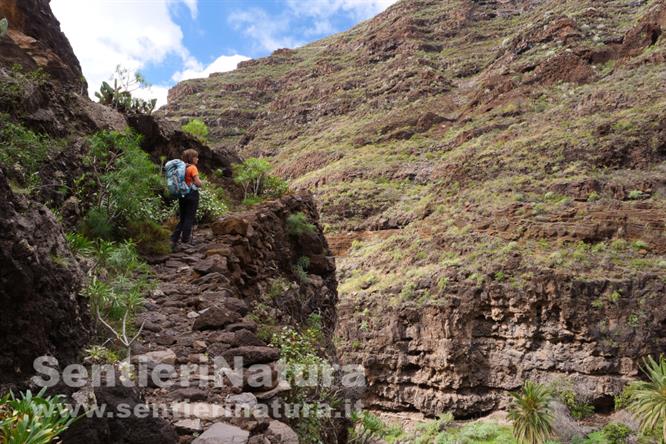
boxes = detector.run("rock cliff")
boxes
[163,0,666,417]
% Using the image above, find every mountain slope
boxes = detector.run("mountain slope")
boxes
[162,0,666,416]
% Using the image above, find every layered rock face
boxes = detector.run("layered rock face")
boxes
[338,272,665,416]
[163,0,666,417]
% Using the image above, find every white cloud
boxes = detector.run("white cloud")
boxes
[51,0,194,102]
[230,0,397,53]
[133,84,171,111]
[172,54,251,82]
[177,0,198,19]
[287,0,398,20]
[304,19,336,37]
[229,8,304,52]
[51,0,249,109]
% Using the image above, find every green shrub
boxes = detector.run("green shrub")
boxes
[197,187,228,222]
[81,207,114,240]
[125,220,171,256]
[181,118,209,142]
[286,212,316,237]
[559,390,595,420]
[349,411,404,444]
[457,421,502,442]
[601,423,632,444]
[608,290,622,304]
[509,381,554,444]
[400,282,416,300]
[232,157,288,201]
[268,277,291,300]
[614,385,637,411]
[296,256,310,270]
[84,345,120,364]
[80,239,151,322]
[628,190,645,200]
[79,130,165,240]
[94,65,156,115]
[66,232,95,256]
[0,387,77,444]
[241,195,263,206]
[0,115,60,188]
[270,317,335,443]
[626,355,666,442]
[587,191,600,202]
[414,413,454,444]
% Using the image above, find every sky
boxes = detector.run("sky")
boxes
[50,0,398,109]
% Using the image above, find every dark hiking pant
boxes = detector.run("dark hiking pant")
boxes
[171,189,199,244]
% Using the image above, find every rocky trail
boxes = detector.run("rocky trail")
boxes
[68,193,339,444]
[133,227,294,444]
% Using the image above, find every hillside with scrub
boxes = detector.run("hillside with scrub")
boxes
[0,0,665,443]
[162,0,666,438]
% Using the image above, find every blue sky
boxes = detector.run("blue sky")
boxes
[50,0,396,107]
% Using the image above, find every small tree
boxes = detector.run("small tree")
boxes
[182,118,208,142]
[508,381,554,444]
[232,157,287,203]
[627,355,666,442]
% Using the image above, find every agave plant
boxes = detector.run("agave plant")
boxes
[508,381,554,444]
[0,387,76,444]
[627,355,666,442]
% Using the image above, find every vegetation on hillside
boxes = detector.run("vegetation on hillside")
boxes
[232,157,289,205]
[181,118,209,142]
[0,388,77,444]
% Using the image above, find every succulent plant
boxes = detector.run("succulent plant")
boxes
[0,18,8,38]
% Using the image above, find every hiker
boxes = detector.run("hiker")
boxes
[171,149,202,251]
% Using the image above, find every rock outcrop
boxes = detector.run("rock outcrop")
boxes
[0,0,85,91]
[337,272,666,416]
[0,168,89,384]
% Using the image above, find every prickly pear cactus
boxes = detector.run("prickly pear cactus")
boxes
[0,18,8,38]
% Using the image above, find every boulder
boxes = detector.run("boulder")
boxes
[222,346,279,366]
[268,421,299,444]
[193,255,228,275]
[550,401,593,443]
[226,392,258,409]
[193,307,242,331]
[192,422,250,444]
[171,388,209,402]
[233,329,265,347]
[255,380,291,400]
[212,217,253,237]
[175,418,203,433]
[135,349,177,366]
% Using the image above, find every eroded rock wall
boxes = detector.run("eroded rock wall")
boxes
[0,168,90,384]
[338,272,666,416]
